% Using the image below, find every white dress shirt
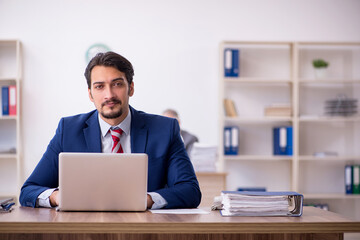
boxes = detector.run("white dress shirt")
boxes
[37,109,167,209]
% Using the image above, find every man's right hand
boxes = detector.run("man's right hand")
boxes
[49,190,59,207]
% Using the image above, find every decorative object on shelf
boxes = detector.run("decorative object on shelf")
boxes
[273,126,293,156]
[264,104,292,117]
[224,48,239,77]
[85,43,111,63]
[224,99,238,117]
[312,59,329,79]
[324,94,358,117]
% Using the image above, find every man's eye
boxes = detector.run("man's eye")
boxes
[94,85,103,89]
[114,82,123,87]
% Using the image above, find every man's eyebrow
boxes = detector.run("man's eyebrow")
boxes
[92,78,125,85]
[111,77,125,82]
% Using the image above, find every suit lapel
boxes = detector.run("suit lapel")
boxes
[84,111,102,152]
[130,106,148,153]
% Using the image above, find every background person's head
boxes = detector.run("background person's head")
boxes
[163,109,181,125]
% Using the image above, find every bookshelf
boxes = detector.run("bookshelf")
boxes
[219,41,360,221]
[0,40,22,203]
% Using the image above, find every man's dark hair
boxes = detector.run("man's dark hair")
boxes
[84,51,134,89]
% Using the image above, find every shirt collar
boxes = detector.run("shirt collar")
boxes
[98,108,131,137]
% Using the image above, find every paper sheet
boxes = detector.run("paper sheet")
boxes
[149,208,210,214]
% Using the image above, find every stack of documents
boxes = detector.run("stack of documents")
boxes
[190,144,217,172]
[220,191,303,217]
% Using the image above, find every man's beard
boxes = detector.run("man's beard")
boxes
[100,98,123,119]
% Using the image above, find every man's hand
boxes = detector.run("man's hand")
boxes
[49,190,59,207]
[147,194,154,209]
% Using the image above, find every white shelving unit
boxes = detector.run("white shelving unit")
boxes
[0,40,22,203]
[219,41,360,221]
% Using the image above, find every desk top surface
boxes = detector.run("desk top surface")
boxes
[0,206,359,234]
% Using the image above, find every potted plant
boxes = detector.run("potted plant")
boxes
[312,59,329,79]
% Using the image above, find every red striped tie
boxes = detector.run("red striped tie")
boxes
[110,128,124,153]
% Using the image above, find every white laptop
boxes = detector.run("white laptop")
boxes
[58,152,148,211]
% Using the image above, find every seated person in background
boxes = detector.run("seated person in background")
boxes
[162,109,199,156]
[20,51,201,209]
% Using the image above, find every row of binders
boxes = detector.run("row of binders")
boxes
[345,165,360,194]
[224,126,293,156]
[1,86,17,116]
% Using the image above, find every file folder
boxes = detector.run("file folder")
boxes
[9,85,16,116]
[224,49,239,77]
[1,86,9,116]
[345,165,353,194]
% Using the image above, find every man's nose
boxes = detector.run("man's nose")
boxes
[104,86,115,99]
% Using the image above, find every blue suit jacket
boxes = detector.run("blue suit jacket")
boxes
[20,106,201,208]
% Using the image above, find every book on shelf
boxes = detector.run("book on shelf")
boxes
[273,126,293,156]
[220,191,303,217]
[264,104,291,117]
[224,99,238,117]
[224,48,239,77]
[224,126,239,155]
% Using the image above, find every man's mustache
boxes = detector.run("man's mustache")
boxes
[102,98,121,107]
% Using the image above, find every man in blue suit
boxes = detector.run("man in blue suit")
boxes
[20,52,201,209]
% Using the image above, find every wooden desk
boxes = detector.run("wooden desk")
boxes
[0,206,359,240]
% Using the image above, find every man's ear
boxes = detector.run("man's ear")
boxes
[88,88,94,102]
[129,82,134,97]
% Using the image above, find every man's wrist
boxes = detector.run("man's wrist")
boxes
[49,189,59,207]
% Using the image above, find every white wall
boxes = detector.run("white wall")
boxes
[0,0,359,180]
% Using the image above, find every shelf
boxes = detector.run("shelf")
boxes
[224,116,293,123]
[0,153,17,159]
[220,41,360,223]
[299,79,360,84]
[299,155,360,161]
[0,116,17,120]
[224,78,292,84]
[224,155,293,161]
[304,193,360,200]
[299,116,360,122]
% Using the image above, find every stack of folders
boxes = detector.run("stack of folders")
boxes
[220,191,303,217]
